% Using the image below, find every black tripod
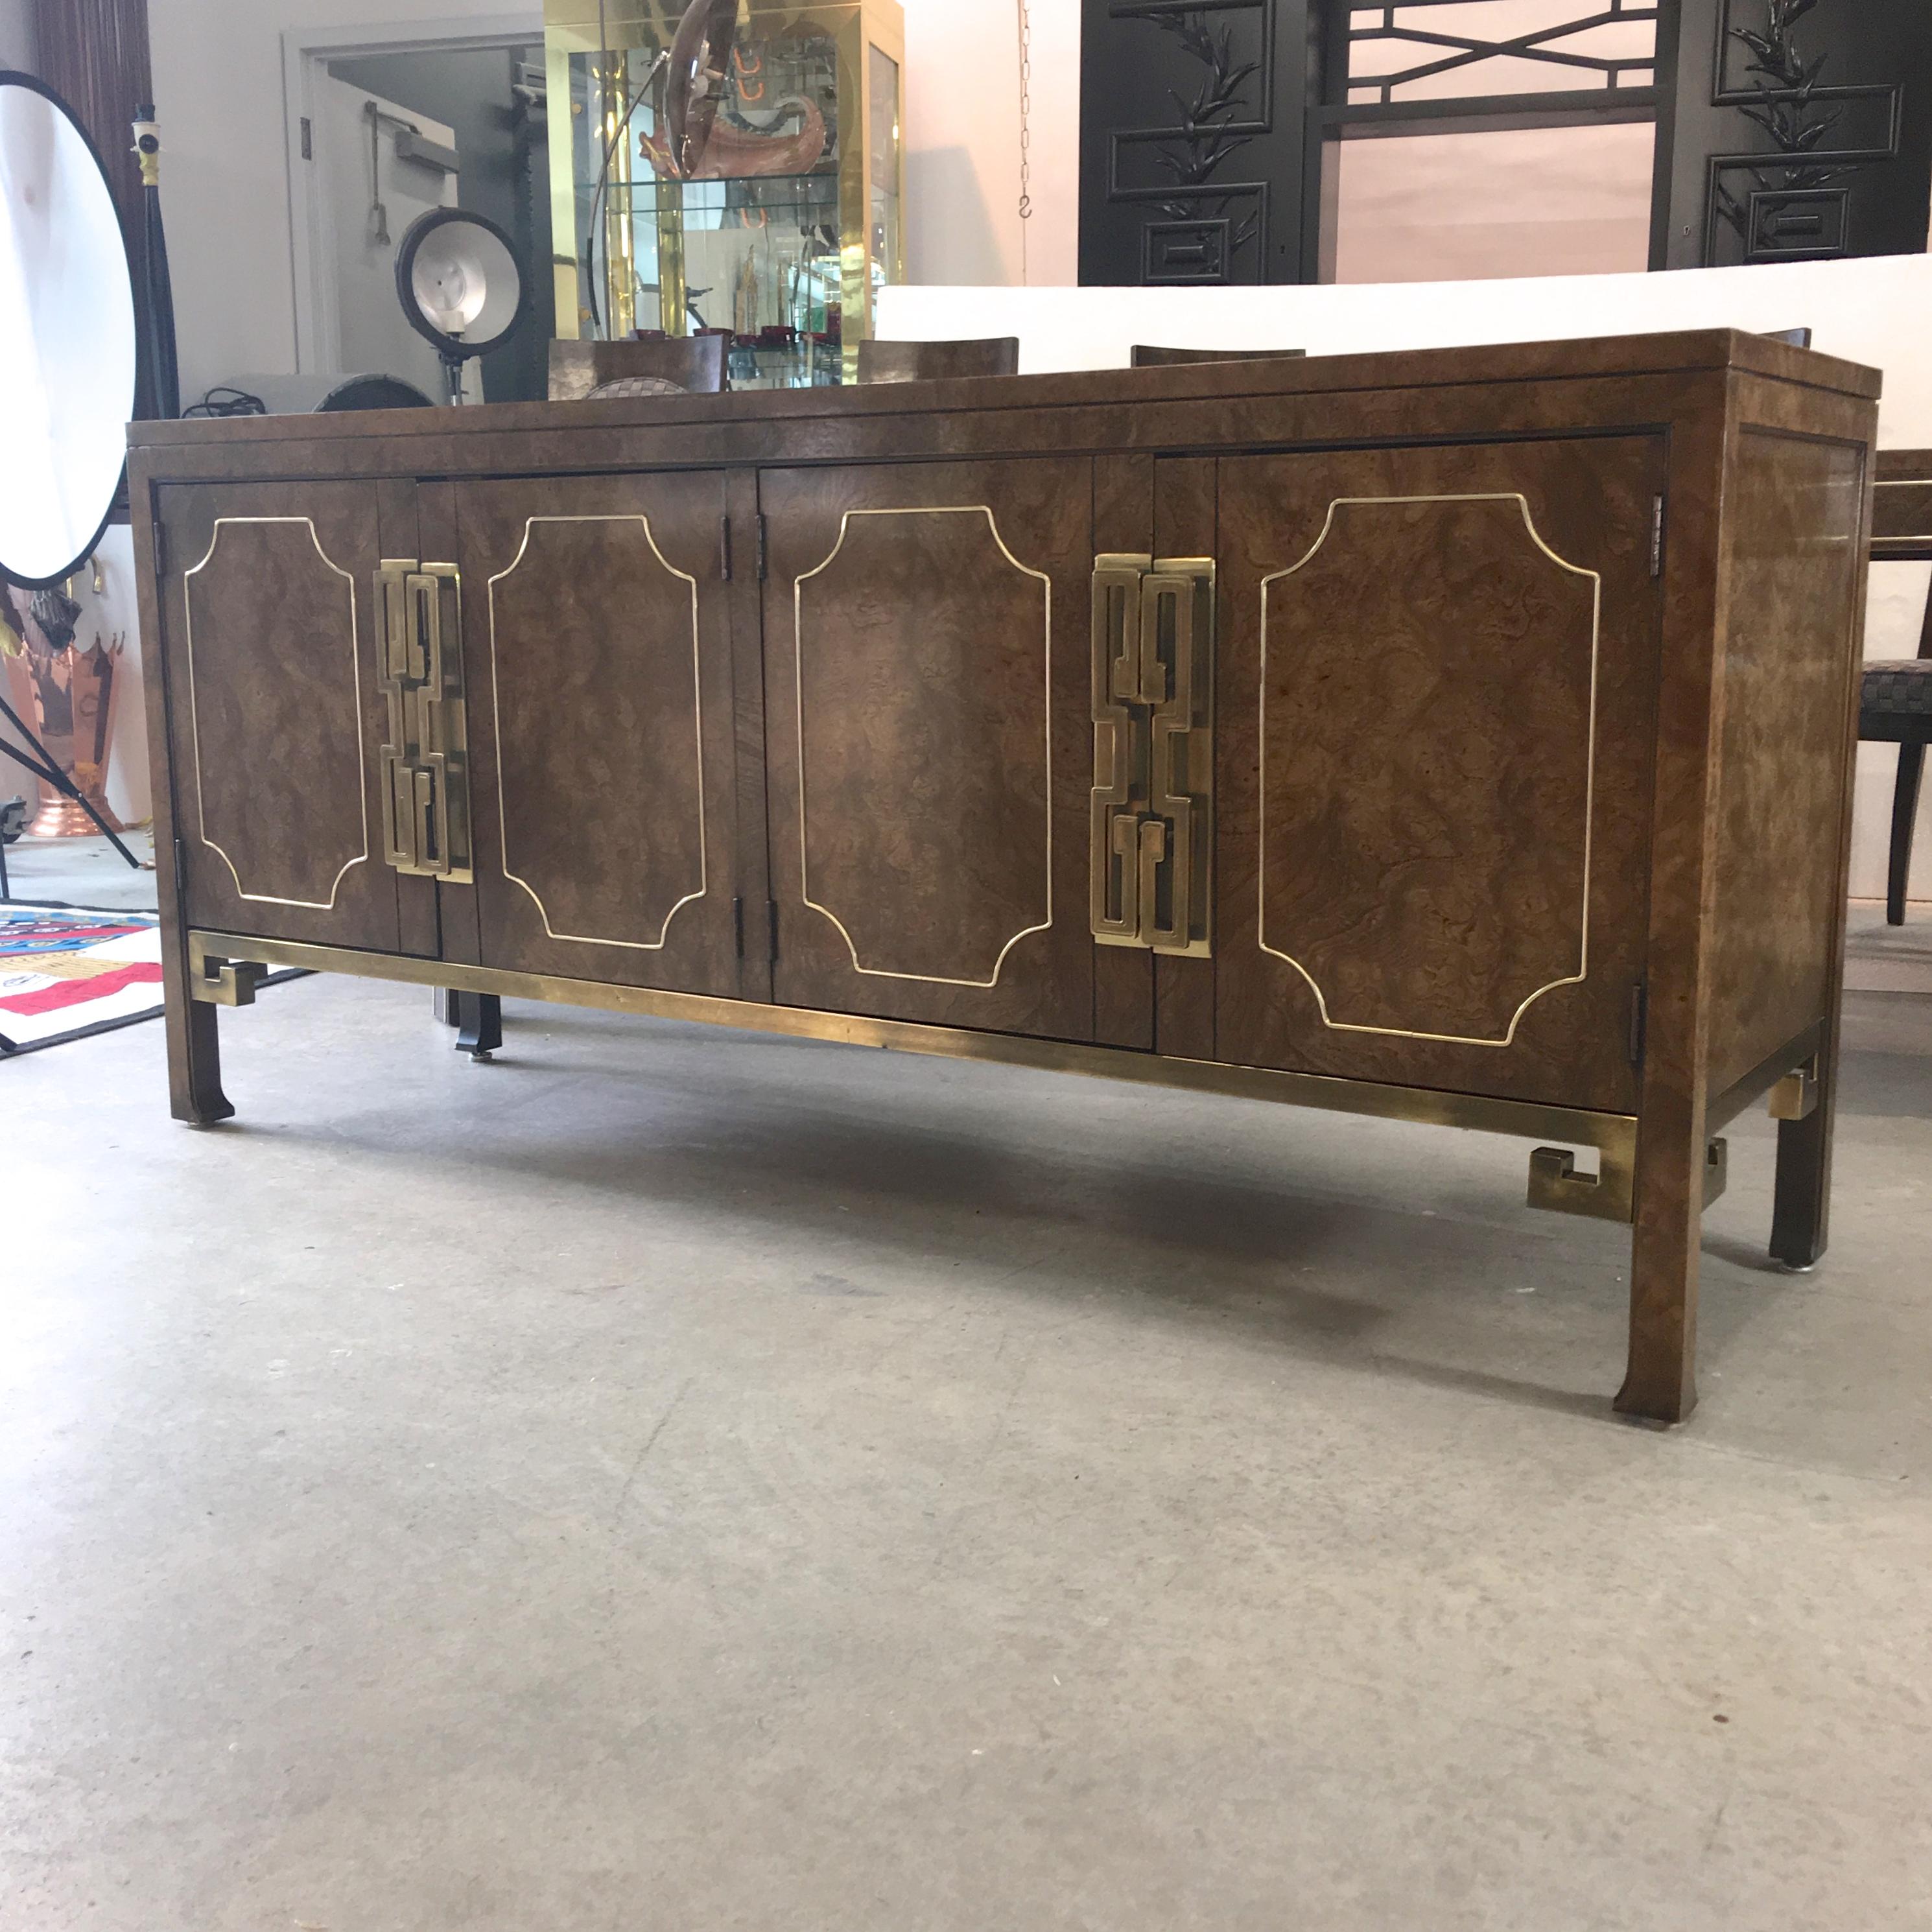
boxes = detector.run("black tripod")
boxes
[0,686,144,902]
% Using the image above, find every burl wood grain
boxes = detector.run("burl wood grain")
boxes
[456,473,744,998]
[1703,430,1868,1097]
[1217,438,1667,1112]
[762,458,1095,1039]
[157,481,403,954]
[798,510,1049,982]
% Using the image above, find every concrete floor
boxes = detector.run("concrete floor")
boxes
[0,831,158,913]
[3,978,1931,1931]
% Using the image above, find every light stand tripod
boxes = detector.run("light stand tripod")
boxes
[0,685,144,901]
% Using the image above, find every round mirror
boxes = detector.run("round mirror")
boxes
[0,72,138,589]
[395,207,528,360]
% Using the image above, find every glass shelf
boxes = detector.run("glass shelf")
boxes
[545,0,904,386]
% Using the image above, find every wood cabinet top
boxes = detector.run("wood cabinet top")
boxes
[130,328,1879,462]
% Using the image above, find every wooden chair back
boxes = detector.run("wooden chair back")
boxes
[1873,449,1932,574]
[1131,345,1307,367]
[855,337,1021,384]
[549,335,729,401]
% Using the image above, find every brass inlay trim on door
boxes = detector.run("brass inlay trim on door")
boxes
[182,517,370,909]
[794,506,1054,988]
[486,515,706,950]
[1258,493,1602,1048]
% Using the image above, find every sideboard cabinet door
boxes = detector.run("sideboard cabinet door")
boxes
[760,458,1099,1039]
[453,473,748,998]
[154,480,409,954]
[1216,436,1667,1114]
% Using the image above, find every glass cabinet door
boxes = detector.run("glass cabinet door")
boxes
[545,0,904,388]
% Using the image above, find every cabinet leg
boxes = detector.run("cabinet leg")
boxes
[454,991,502,1060]
[433,987,460,1028]
[167,993,235,1127]
[1771,1044,1836,1271]
[1615,1114,1704,1426]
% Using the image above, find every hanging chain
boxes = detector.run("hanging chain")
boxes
[1015,0,1033,224]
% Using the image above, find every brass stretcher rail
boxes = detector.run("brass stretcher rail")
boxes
[189,926,1643,1218]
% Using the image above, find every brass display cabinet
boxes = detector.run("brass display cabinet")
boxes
[545,0,904,387]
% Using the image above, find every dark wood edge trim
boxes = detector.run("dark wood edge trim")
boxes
[186,928,1638,1158]
[129,329,1879,454]
[1706,1019,1828,1135]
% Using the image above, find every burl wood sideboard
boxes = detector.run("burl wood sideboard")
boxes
[127,331,1878,1424]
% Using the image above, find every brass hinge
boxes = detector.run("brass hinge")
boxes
[720,515,733,582]
[300,116,313,160]
[154,523,168,578]
[1628,981,1647,1067]
[1650,494,1666,579]
[1089,552,1215,956]
[766,899,779,963]
[755,512,768,582]
[733,895,745,958]
[375,560,473,882]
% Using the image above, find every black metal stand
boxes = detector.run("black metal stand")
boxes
[0,689,145,899]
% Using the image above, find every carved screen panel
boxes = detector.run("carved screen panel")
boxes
[760,458,1098,1038]
[1337,0,1658,105]
[455,472,745,999]
[1661,0,1932,270]
[1216,435,1667,1113]
[156,480,403,954]
[1078,0,1315,287]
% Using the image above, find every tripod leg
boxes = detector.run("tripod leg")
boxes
[0,692,144,869]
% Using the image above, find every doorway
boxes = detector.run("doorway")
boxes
[286,17,555,405]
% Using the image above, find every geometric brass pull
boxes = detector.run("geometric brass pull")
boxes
[1089,551,1214,956]
[375,560,472,883]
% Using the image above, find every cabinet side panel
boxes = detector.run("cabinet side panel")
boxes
[1704,428,1871,1096]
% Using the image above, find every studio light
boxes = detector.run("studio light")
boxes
[394,206,531,406]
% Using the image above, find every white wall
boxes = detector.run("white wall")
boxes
[0,0,33,72]
[147,1,539,405]
[901,0,1077,287]
[882,255,1932,902]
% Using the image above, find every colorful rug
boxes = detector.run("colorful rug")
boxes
[0,907,165,1054]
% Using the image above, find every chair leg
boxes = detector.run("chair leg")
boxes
[1888,742,1925,926]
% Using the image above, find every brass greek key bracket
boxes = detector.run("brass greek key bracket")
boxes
[191,955,266,1007]
[1089,552,1214,956]
[1527,1144,1635,1223]
[1769,1061,1819,1121]
[376,560,471,883]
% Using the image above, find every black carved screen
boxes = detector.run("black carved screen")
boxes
[1078,0,1317,287]
[1336,1,1659,106]
[1079,0,1932,285]
[1660,0,1932,268]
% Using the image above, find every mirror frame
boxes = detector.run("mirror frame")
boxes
[0,69,137,590]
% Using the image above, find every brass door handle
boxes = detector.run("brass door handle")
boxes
[1089,553,1214,955]
[376,560,473,883]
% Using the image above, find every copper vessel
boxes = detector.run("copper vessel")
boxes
[25,630,128,840]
